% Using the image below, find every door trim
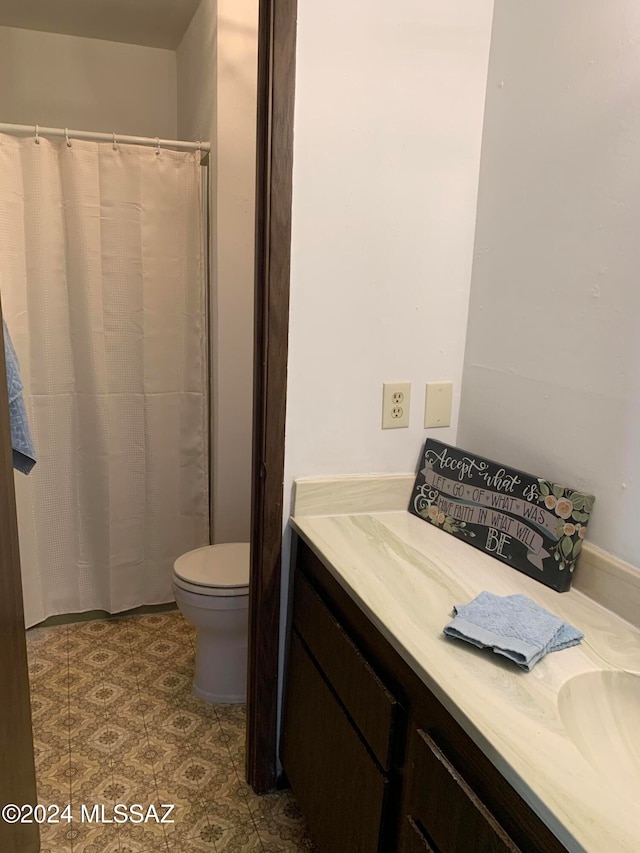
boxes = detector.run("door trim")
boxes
[0,300,40,852]
[246,0,298,793]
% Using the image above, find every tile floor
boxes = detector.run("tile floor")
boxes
[26,611,316,852]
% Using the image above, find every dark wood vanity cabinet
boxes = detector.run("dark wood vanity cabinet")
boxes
[399,727,520,853]
[281,561,398,852]
[281,537,568,853]
[282,631,390,852]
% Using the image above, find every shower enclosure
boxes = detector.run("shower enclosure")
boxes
[0,126,210,627]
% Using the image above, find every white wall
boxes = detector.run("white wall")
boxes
[177,2,216,146]
[283,0,495,514]
[214,0,258,543]
[177,0,218,541]
[278,0,495,748]
[178,0,258,544]
[458,0,640,571]
[0,26,176,137]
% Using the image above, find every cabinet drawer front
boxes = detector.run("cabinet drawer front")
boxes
[293,571,397,769]
[282,631,388,853]
[406,728,521,853]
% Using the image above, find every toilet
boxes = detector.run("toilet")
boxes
[172,542,250,704]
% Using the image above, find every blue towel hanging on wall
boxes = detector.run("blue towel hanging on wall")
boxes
[3,320,36,474]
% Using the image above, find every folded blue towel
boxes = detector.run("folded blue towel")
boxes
[3,320,36,474]
[444,591,583,671]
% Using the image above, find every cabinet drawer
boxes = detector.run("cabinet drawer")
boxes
[282,631,388,853]
[293,571,398,769]
[405,728,521,853]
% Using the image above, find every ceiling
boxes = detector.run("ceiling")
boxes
[0,0,201,50]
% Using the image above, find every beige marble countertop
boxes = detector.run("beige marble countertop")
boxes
[290,477,640,853]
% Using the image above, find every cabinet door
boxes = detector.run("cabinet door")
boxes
[293,572,398,770]
[400,727,521,853]
[281,631,389,852]
[401,816,437,853]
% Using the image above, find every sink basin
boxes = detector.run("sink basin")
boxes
[558,670,640,791]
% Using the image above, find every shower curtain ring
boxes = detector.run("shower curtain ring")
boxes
[65,128,72,147]
[112,131,118,151]
[34,124,40,145]
[155,137,161,156]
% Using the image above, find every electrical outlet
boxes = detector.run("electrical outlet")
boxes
[424,381,453,428]
[382,382,411,429]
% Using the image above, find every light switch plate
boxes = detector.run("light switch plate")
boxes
[424,381,453,428]
[382,382,411,429]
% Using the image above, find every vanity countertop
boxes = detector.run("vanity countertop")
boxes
[290,481,640,853]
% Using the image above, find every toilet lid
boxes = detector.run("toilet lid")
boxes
[173,543,250,593]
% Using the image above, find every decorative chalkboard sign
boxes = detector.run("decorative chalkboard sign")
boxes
[409,439,595,592]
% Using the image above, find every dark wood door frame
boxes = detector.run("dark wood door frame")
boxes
[0,298,40,853]
[246,0,298,794]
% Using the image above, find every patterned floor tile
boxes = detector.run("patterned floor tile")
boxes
[153,798,206,849]
[35,744,72,784]
[178,817,222,851]
[153,705,208,744]
[215,705,247,772]
[214,704,247,729]
[215,820,264,852]
[27,624,68,661]
[39,818,132,853]
[165,816,263,852]
[253,794,318,851]
[38,819,74,852]
[34,770,72,811]
[144,665,195,704]
[255,819,318,852]
[68,714,116,762]
[115,820,173,852]
[96,832,149,853]
[32,718,70,761]
[193,777,255,835]
[92,758,154,802]
[70,823,124,853]
[168,693,221,735]
[28,654,64,688]
[27,612,314,853]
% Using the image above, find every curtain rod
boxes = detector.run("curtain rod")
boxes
[0,122,210,153]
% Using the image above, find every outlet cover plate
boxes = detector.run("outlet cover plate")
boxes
[382,382,411,429]
[424,381,453,428]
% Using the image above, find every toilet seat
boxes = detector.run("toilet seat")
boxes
[173,543,250,598]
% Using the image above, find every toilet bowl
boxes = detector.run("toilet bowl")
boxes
[172,542,250,704]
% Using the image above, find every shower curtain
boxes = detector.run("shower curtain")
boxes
[0,133,209,628]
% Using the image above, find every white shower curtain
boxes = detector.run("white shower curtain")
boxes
[0,133,209,628]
